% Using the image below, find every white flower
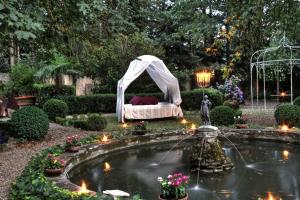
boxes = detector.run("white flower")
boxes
[157,177,163,182]
[238,116,241,119]
[167,175,173,179]
[168,181,172,185]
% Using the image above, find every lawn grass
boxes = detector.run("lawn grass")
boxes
[104,111,202,133]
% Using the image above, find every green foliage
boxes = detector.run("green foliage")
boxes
[87,32,164,93]
[0,0,44,41]
[34,84,75,106]
[210,106,234,126]
[59,89,223,115]
[10,106,49,140]
[35,54,80,87]
[60,94,117,114]
[223,100,239,110]
[274,104,300,127]
[181,88,224,111]
[9,146,110,200]
[73,120,89,130]
[4,64,36,96]
[43,99,69,121]
[294,96,300,107]
[86,113,107,131]
[233,109,243,117]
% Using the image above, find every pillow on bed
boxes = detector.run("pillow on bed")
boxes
[129,96,144,105]
[142,96,159,105]
[129,96,159,105]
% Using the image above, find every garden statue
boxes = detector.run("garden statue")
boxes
[200,95,211,125]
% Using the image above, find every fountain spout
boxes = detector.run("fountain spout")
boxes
[190,126,234,174]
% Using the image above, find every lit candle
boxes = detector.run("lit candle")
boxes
[103,162,111,172]
[122,123,128,128]
[78,181,88,194]
[280,125,289,131]
[190,123,196,131]
[181,119,187,125]
[280,92,286,97]
[101,135,108,143]
[283,150,289,160]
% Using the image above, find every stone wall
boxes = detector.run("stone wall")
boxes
[76,76,94,96]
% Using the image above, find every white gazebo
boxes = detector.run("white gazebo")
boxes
[250,34,300,110]
[116,55,183,122]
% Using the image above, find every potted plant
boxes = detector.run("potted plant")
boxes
[133,121,147,135]
[158,173,189,200]
[234,115,249,129]
[4,64,37,109]
[44,154,65,176]
[65,135,81,152]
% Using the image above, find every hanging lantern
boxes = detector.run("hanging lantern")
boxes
[194,68,214,88]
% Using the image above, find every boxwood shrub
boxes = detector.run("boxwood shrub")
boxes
[58,88,223,114]
[86,113,107,131]
[10,106,49,140]
[274,104,300,127]
[294,96,300,107]
[210,106,234,126]
[43,99,69,121]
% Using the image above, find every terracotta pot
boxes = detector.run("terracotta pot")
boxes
[10,96,36,109]
[66,146,81,153]
[44,168,63,176]
[158,193,188,200]
[133,130,147,135]
[235,124,249,129]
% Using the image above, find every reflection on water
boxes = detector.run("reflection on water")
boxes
[69,140,300,200]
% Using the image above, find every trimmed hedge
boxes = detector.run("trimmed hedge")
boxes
[58,88,223,114]
[274,104,300,127]
[35,84,75,106]
[10,106,49,140]
[43,99,69,121]
[210,106,235,126]
[181,88,223,110]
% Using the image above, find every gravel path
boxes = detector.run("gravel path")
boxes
[0,123,98,200]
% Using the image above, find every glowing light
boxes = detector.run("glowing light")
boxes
[104,162,111,172]
[283,150,289,160]
[280,125,289,131]
[195,69,213,88]
[190,123,196,131]
[78,181,88,194]
[101,135,108,143]
[181,119,187,124]
[122,123,128,128]
[280,92,286,97]
[265,192,281,200]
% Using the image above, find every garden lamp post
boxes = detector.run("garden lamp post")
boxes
[194,69,213,88]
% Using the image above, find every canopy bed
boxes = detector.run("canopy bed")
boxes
[116,55,183,122]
